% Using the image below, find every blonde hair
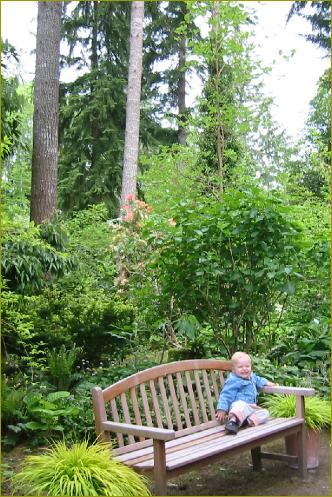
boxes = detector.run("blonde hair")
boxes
[231,351,251,366]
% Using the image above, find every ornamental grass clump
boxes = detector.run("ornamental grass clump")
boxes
[263,395,331,431]
[12,440,151,496]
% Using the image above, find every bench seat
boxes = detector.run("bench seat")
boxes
[115,417,303,471]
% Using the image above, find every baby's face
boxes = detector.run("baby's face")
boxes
[233,357,252,379]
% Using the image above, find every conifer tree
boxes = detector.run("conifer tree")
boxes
[287,1,330,54]
[30,1,62,224]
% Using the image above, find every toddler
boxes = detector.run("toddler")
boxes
[216,351,275,434]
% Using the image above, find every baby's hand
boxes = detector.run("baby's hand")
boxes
[216,409,227,423]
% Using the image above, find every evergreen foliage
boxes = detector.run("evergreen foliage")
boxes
[287,1,331,54]
[1,40,25,160]
[285,70,330,199]
[59,1,181,215]
[59,1,131,215]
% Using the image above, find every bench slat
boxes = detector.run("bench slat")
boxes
[130,387,144,441]
[194,370,208,422]
[115,424,225,463]
[114,420,220,459]
[158,376,173,430]
[118,427,229,467]
[140,383,153,427]
[218,370,225,388]
[175,419,219,439]
[176,371,191,428]
[150,379,163,428]
[114,437,153,455]
[210,368,221,399]
[202,370,215,417]
[167,373,183,430]
[185,370,200,425]
[110,398,124,447]
[121,393,135,444]
[166,420,287,466]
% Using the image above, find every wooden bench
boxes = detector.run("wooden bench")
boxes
[92,359,315,495]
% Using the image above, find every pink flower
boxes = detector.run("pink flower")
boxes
[123,210,135,222]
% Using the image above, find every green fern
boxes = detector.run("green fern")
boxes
[12,440,151,496]
[263,395,331,431]
[1,384,26,425]
[48,344,81,390]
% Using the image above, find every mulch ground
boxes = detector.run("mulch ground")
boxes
[166,430,331,496]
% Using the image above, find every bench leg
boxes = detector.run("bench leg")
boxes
[153,439,167,495]
[251,446,262,471]
[297,427,307,477]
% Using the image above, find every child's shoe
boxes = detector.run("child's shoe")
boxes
[225,419,239,434]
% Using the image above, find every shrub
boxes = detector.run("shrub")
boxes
[118,187,303,356]
[2,219,73,293]
[12,440,151,496]
[13,283,135,365]
[1,284,47,377]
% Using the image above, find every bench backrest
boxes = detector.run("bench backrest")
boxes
[92,359,232,453]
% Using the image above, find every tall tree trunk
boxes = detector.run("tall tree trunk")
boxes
[177,6,187,146]
[30,1,62,224]
[90,1,100,173]
[211,2,224,197]
[120,1,144,209]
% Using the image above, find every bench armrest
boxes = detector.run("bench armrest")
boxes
[262,386,315,396]
[101,421,176,441]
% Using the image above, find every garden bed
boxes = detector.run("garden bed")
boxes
[2,431,330,496]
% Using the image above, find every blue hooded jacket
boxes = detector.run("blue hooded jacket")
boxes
[217,371,268,412]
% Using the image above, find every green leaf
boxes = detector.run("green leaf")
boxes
[282,281,295,295]
[7,424,23,433]
[25,421,47,430]
[47,391,70,402]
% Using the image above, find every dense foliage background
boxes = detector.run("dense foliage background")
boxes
[1,1,330,457]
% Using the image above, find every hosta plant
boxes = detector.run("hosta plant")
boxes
[263,395,331,431]
[12,440,151,496]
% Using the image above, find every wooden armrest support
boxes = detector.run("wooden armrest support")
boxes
[101,421,176,441]
[263,386,315,396]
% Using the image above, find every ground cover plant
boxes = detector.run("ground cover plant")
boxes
[11,440,151,496]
